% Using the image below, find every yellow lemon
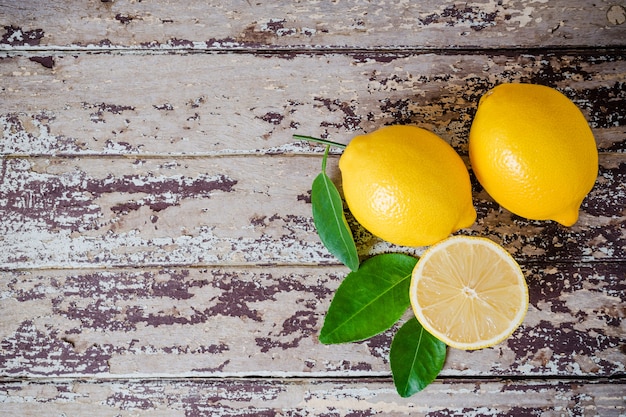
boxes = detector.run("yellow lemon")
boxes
[410,235,528,350]
[469,83,598,226]
[339,125,476,247]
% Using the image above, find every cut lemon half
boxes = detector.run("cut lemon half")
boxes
[409,236,528,350]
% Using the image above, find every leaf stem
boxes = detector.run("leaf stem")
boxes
[322,145,330,173]
[293,134,347,149]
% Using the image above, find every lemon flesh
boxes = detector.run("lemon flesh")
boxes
[410,236,528,350]
[339,125,476,247]
[469,83,598,226]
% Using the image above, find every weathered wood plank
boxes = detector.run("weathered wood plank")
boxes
[1,263,623,378]
[0,52,623,157]
[0,378,624,416]
[0,0,623,411]
[1,0,625,50]
[0,155,624,268]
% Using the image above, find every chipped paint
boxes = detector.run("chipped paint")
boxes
[2,1,623,50]
[1,378,618,415]
[1,26,44,46]
[0,155,623,268]
[418,4,499,31]
[0,1,625,414]
[1,261,624,378]
[1,52,623,156]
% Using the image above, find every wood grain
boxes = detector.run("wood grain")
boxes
[1,263,623,378]
[1,1,625,414]
[0,52,624,156]
[1,378,624,416]
[1,0,625,49]
[0,154,624,269]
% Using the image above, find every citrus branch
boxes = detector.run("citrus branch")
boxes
[293,134,347,149]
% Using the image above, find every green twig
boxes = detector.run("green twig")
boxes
[293,134,347,149]
[321,145,330,173]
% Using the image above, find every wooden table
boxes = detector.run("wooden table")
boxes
[1,1,625,415]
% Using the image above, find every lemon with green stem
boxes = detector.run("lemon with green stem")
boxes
[297,125,476,247]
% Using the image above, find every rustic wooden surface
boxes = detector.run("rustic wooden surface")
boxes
[1,1,625,415]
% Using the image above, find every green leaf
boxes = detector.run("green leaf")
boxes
[390,317,447,398]
[311,146,359,271]
[319,253,418,344]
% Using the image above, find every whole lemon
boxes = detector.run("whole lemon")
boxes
[339,125,476,247]
[469,83,598,226]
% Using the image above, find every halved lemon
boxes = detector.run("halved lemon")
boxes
[409,236,528,350]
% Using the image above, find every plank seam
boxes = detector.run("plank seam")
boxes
[0,374,624,384]
[1,45,625,57]
[1,259,625,273]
